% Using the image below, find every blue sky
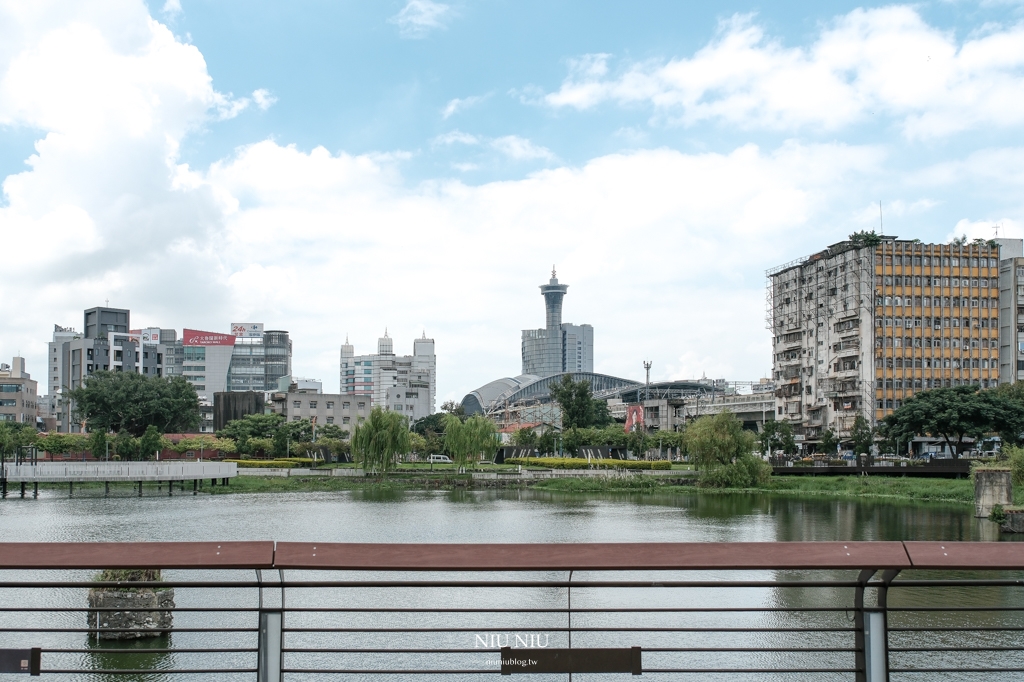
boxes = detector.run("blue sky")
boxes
[2,0,1024,403]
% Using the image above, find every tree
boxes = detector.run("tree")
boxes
[549,375,599,429]
[317,423,349,441]
[0,423,37,459]
[247,437,274,457]
[351,407,410,476]
[217,413,285,453]
[683,412,769,488]
[849,230,882,247]
[440,400,465,417]
[758,420,796,456]
[881,386,1024,457]
[819,428,840,455]
[67,372,200,437]
[511,427,538,447]
[443,414,498,470]
[138,426,165,460]
[175,435,235,458]
[411,412,447,436]
[849,414,874,455]
[537,430,557,455]
[113,431,139,461]
[37,433,90,457]
[88,430,110,459]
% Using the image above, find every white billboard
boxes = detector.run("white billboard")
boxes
[231,322,264,338]
[140,327,162,345]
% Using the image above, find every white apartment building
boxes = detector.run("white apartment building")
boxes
[340,332,436,421]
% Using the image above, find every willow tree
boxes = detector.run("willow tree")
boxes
[443,414,498,471]
[352,407,410,476]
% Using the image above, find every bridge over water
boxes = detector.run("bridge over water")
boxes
[0,461,237,498]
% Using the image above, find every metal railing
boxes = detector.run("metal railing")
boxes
[0,541,1023,680]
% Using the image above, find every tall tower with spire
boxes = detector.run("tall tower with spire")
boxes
[521,268,593,377]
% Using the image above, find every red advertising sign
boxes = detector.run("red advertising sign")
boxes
[183,329,236,346]
[624,405,645,433]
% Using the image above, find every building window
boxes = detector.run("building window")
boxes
[343,402,350,408]
[326,401,334,409]
[309,401,317,409]
[326,416,334,424]
[293,401,301,408]
[343,416,351,424]
[358,402,366,409]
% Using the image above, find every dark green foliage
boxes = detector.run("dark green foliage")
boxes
[849,230,882,247]
[67,371,200,437]
[511,427,538,447]
[881,386,1024,457]
[819,428,840,454]
[440,400,465,416]
[89,430,109,458]
[316,423,348,440]
[759,420,796,455]
[113,430,139,461]
[0,422,37,457]
[217,413,285,442]
[36,432,89,456]
[850,414,874,455]
[549,375,607,429]
[138,425,163,460]
[684,412,770,488]
[411,412,447,435]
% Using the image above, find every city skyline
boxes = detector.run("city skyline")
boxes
[2,1,1024,405]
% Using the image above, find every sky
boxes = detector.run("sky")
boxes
[2,0,1024,404]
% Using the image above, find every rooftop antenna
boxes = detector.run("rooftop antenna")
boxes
[551,264,557,279]
[995,223,1000,238]
[878,201,883,233]
[105,299,109,307]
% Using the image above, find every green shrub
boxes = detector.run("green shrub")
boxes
[505,457,671,470]
[698,455,772,489]
[990,504,1007,524]
[225,459,298,468]
[275,457,315,465]
[1004,446,1024,487]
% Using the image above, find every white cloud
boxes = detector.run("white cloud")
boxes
[2,1,1023,407]
[442,93,488,118]
[431,130,480,146]
[490,135,555,161]
[542,7,1024,137]
[389,0,453,39]
[251,88,277,110]
[161,0,182,16]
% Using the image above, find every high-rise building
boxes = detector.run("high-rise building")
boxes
[997,239,1024,383]
[339,332,436,421]
[0,357,38,427]
[767,236,1008,449]
[521,269,593,377]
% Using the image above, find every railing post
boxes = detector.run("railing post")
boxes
[863,609,887,682]
[853,569,874,682]
[257,609,283,682]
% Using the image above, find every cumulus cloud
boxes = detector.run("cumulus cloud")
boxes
[542,7,1024,137]
[251,88,277,110]
[431,130,480,146]
[390,0,453,39]
[490,135,555,160]
[2,1,1023,405]
[161,0,182,16]
[442,93,489,118]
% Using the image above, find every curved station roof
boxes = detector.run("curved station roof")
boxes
[462,372,642,415]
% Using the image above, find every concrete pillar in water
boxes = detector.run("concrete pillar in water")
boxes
[975,468,1012,518]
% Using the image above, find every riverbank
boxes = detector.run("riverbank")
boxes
[32,471,1013,507]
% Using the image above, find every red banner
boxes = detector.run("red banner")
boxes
[183,329,236,346]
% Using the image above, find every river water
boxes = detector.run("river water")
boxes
[0,488,1021,680]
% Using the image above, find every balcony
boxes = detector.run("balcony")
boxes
[0,541,1022,678]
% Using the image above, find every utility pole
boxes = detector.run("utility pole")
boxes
[643,361,652,402]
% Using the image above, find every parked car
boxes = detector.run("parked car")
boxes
[428,455,452,464]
